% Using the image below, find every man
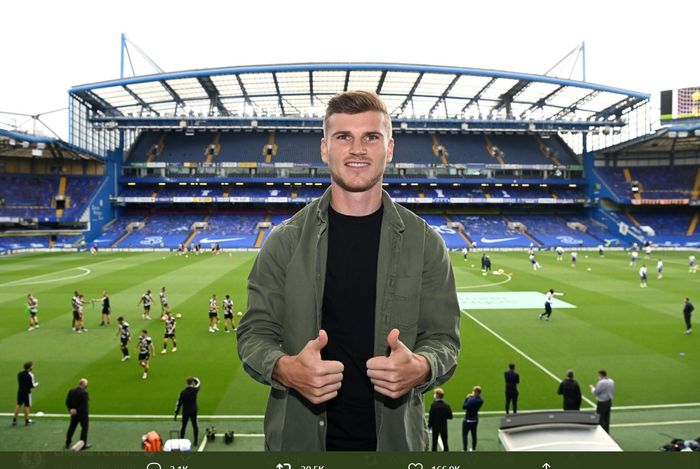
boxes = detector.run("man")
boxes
[570,251,577,267]
[598,244,605,257]
[539,288,564,321]
[161,311,177,354]
[639,264,648,288]
[75,294,87,333]
[483,255,491,274]
[115,316,131,361]
[427,388,452,451]
[504,362,519,414]
[222,294,235,333]
[629,249,638,267]
[589,370,614,433]
[174,376,201,444]
[555,246,564,261]
[462,386,483,452]
[138,330,155,379]
[94,291,110,326]
[529,252,540,271]
[137,290,153,320]
[26,294,39,331]
[12,361,38,426]
[208,294,220,333]
[689,254,697,274]
[71,291,81,331]
[558,370,582,410]
[462,246,468,261]
[159,286,170,318]
[683,297,694,335]
[656,259,664,279]
[65,378,90,450]
[237,91,460,451]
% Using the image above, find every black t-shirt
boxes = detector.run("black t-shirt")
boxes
[322,204,382,451]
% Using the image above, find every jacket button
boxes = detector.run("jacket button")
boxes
[319,420,325,427]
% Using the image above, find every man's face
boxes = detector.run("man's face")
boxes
[321,111,394,194]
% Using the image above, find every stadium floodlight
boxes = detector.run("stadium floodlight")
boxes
[400,122,408,130]
[461,123,469,131]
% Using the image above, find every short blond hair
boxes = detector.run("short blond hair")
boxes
[323,90,392,137]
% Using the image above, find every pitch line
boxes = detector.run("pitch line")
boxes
[0,257,121,287]
[0,267,91,287]
[456,273,512,290]
[612,419,700,428]
[1,402,697,420]
[461,309,597,408]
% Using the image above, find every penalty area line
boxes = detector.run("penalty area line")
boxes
[461,309,597,408]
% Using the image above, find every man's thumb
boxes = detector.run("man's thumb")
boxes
[308,329,329,351]
[387,328,402,352]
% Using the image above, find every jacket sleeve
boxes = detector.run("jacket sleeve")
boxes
[413,225,461,393]
[236,226,293,391]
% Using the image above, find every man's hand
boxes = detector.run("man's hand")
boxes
[366,329,430,399]
[272,329,344,404]
[69,408,77,416]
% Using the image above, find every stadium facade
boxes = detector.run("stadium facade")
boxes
[2,63,699,253]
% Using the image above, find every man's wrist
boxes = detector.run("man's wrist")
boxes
[413,353,430,385]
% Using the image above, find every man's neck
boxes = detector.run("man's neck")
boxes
[329,185,383,216]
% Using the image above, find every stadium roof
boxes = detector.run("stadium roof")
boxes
[596,123,700,156]
[0,129,103,161]
[70,63,649,126]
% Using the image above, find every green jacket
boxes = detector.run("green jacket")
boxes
[237,188,461,451]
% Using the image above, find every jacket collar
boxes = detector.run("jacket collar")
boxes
[316,187,405,233]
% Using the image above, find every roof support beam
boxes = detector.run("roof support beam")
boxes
[158,81,186,114]
[461,77,496,115]
[552,90,598,120]
[235,75,255,112]
[376,70,387,95]
[197,76,230,116]
[398,72,424,114]
[519,85,564,119]
[428,75,460,118]
[122,86,159,116]
[491,80,530,118]
[272,72,286,116]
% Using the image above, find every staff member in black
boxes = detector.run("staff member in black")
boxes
[174,376,200,444]
[504,362,519,414]
[12,361,38,426]
[65,378,90,450]
[427,388,453,451]
[557,370,582,410]
[683,297,694,334]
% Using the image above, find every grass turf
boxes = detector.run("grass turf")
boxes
[0,249,697,451]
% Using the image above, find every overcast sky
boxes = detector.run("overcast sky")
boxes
[1,0,695,140]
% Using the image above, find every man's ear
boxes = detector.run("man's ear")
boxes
[320,138,328,164]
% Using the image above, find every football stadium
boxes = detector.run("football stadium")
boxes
[0,58,699,456]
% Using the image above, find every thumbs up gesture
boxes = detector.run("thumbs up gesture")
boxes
[366,329,430,399]
[272,329,344,404]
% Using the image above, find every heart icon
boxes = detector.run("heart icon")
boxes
[408,464,423,469]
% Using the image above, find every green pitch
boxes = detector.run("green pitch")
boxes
[0,249,697,451]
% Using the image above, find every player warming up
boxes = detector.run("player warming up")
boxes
[222,294,236,333]
[26,294,39,331]
[137,330,155,379]
[137,290,153,320]
[208,294,220,332]
[539,288,564,321]
[115,316,131,361]
[161,311,177,353]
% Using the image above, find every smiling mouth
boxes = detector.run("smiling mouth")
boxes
[345,161,370,168]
